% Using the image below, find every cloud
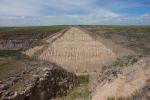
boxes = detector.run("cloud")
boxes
[0,0,150,26]
[0,0,94,16]
[0,0,40,16]
[1,13,149,26]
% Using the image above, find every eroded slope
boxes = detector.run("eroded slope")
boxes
[92,55,150,100]
[25,27,118,73]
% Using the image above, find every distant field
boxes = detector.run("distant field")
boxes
[0,25,68,39]
[80,25,150,30]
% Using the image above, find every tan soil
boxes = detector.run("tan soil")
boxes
[92,56,150,100]
[23,45,44,57]
[24,27,134,73]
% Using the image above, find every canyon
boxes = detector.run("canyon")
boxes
[0,26,150,100]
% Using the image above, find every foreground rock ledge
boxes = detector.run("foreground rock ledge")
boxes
[0,62,78,100]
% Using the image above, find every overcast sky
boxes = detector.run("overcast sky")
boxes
[0,0,150,26]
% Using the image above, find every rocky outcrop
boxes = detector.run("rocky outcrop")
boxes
[89,54,144,92]
[0,62,78,100]
[91,54,150,100]
[0,39,35,50]
[0,26,68,50]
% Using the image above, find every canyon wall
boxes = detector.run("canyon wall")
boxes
[0,39,35,50]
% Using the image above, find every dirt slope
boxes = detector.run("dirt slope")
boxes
[92,56,150,100]
[24,27,134,73]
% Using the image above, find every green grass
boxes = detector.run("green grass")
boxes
[77,75,89,84]
[0,59,17,71]
[80,25,150,30]
[0,50,32,77]
[57,75,90,100]
[0,25,68,31]
[0,50,31,60]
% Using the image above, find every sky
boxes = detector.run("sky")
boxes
[0,0,150,26]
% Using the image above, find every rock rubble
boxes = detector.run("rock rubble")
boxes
[0,62,78,100]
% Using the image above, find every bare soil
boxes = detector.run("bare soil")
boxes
[92,56,150,100]
[24,27,134,73]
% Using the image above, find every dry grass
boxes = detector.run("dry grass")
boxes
[57,75,90,100]
[0,50,31,80]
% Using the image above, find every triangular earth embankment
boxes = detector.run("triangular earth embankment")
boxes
[24,27,133,73]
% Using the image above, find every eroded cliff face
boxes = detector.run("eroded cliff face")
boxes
[0,62,78,100]
[0,26,67,50]
[0,39,35,50]
[91,55,150,100]
[25,27,117,73]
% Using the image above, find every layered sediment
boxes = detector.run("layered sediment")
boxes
[25,27,118,73]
